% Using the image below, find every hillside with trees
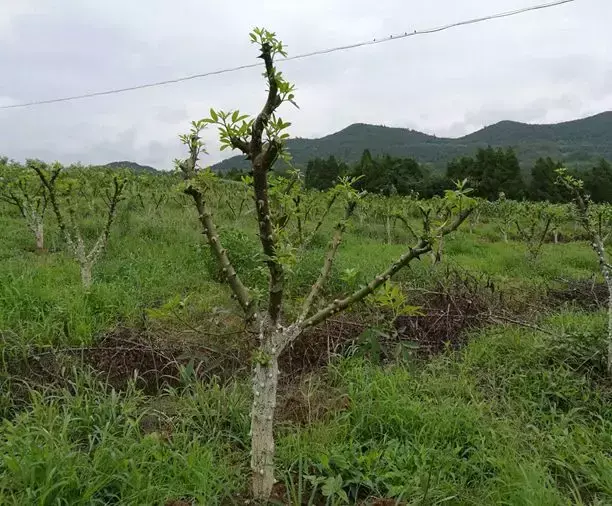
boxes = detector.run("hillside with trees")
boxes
[213,111,612,173]
[299,148,612,202]
[102,161,158,173]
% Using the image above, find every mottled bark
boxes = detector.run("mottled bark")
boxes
[250,323,300,499]
[80,261,93,290]
[34,221,44,252]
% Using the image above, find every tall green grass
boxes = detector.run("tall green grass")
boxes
[2,189,611,504]
[1,313,610,504]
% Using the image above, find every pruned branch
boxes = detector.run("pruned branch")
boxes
[301,207,473,330]
[250,42,280,157]
[86,176,126,264]
[252,168,284,324]
[393,213,419,241]
[302,191,339,248]
[249,43,285,325]
[299,200,356,322]
[229,136,251,157]
[180,133,255,321]
[31,162,70,245]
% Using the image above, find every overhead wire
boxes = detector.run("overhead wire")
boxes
[0,0,577,110]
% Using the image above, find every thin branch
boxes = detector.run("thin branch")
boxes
[299,201,356,321]
[393,213,419,241]
[86,176,126,263]
[301,207,473,330]
[249,43,285,325]
[180,136,255,320]
[230,136,251,156]
[32,163,71,247]
[487,313,557,336]
[302,191,338,248]
[250,42,280,156]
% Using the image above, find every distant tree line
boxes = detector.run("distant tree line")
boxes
[295,147,612,203]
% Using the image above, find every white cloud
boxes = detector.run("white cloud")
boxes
[0,0,610,168]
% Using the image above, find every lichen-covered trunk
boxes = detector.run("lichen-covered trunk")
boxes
[250,324,300,501]
[251,352,279,500]
[34,221,44,252]
[34,223,45,252]
[80,262,93,290]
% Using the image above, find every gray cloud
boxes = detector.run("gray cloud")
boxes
[0,0,611,168]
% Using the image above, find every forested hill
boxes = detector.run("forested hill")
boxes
[212,111,612,172]
[102,161,158,173]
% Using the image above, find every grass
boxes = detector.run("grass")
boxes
[1,187,611,504]
[1,313,610,504]
[277,312,612,505]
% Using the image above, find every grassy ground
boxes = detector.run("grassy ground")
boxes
[1,190,611,505]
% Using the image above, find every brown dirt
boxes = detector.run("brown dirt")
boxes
[281,314,367,376]
[7,268,501,405]
[275,372,351,425]
[548,277,608,311]
[6,325,249,395]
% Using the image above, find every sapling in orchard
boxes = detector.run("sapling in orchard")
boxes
[177,27,475,502]
[31,160,127,289]
[514,201,553,260]
[131,172,168,215]
[0,159,49,252]
[557,168,612,374]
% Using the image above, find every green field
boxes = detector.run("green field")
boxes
[1,167,611,505]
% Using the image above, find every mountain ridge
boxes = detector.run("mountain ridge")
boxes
[212,111,612,172]
[102,161,159,173]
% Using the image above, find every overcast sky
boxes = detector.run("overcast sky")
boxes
[0,0,610,169]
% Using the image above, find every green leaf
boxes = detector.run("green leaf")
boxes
[321,475,344,499]
[210,108,218,122]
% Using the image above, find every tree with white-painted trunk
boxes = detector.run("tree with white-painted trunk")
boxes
[557,168,612,375]
[177,27,475,502]
[31,161,127,290]
[0,160,50,253]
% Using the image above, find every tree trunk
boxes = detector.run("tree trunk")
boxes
[250,324,300,502]
[251,353,279,501]
[80,262,93,290]
[35,221,44,252]
[553,230,559,244]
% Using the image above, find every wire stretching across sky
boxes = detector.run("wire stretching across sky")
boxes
[0,0,578,111]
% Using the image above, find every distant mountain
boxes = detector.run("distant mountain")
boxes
[212,111,612,173]
[102,161,159,173]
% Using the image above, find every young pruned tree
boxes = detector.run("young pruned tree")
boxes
[0,159,49,252]
[557,168,612,375]
[177,27,475,502]
[31,160,127,289]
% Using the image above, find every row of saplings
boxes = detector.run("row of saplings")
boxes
[1,28,611,503]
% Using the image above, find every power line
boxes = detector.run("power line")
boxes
[0,0,577,111]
